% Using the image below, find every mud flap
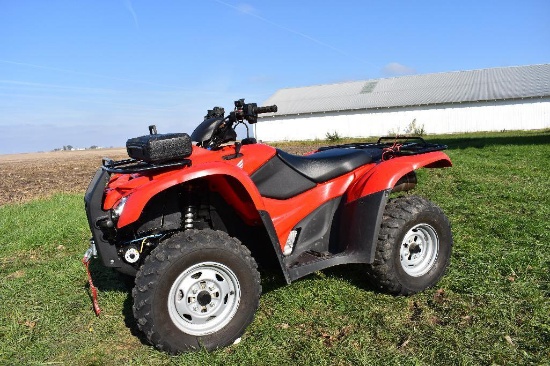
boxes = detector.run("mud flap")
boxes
[340,189,390,263]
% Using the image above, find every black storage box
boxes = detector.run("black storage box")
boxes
[126,133,192,163]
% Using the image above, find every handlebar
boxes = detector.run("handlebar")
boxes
[196,99,277,149]
[254,105,278,114]
[228,100,278,124]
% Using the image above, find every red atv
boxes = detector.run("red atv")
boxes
[83,99,453,353]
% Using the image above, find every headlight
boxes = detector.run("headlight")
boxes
[111,196,128,221]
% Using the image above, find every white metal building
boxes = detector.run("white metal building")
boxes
[255,64,550,141]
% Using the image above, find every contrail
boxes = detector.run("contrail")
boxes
[0,91,181,112]
[0,59,190,90]
[124,0,139,29]
[0,79,117,94]
[212,0,356,60]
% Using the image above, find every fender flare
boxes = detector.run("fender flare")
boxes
[347,151,452,202]
[116,162,265,228]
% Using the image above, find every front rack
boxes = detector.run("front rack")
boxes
[101,158,192,174]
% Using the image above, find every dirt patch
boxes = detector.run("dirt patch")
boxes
[0,149,127,206]
[0,144,324,207]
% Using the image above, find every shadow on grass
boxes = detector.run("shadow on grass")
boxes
[321,263,380,293]
[85,260,150,346]
[258,267,289,294]
[84,259,290,348]
[429,130,550,150]
[122,293,151,346]
[87,259,133,292]
[260,263,381,295]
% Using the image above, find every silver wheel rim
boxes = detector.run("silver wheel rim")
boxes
[168,261,241,336]
[400,223,439,277]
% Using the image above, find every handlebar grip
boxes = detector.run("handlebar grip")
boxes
[255,105,278,114]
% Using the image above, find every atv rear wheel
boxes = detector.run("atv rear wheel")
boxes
[133,229,261,353]
[366,196,452,295]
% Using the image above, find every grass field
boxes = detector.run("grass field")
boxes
[1,130,549,365]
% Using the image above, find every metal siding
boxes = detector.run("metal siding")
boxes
[260,64,550,117]
[256,99,550,141]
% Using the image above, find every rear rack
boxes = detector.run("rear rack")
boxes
[317,136,447,159]
[101,158,192,174]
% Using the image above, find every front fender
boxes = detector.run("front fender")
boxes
[116,162,265,228]
[347,151,452,202]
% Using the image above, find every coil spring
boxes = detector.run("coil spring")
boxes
[184,206,196,229]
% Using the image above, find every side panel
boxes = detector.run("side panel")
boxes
[289,197,342,257]
[262,167,370,249]
[283,190,390,281]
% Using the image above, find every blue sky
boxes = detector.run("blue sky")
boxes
[1,0,548,154]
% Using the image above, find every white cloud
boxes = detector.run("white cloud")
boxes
[382,62,416,76]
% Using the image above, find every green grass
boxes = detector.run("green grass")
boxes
[1,129,549,365]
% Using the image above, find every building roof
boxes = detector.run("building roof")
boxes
[260,64,550,117]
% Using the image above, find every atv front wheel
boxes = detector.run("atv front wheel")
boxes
[366,196,452,295]
[133,229,261,353]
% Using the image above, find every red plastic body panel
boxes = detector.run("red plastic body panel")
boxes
[262,165,372,249]
[346,151,452,202]
[105,144,276,227]
[103,144,451,251]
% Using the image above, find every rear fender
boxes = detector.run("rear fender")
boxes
[116,162,265,228]
[347,151,452,202]
[341,151,452,264]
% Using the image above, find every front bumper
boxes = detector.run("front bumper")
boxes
[84,168,137,275]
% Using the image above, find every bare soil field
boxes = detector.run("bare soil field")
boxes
[0,144,319,207]
[0,148,128,206]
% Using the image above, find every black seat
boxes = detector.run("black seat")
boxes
[276,148,378,183]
